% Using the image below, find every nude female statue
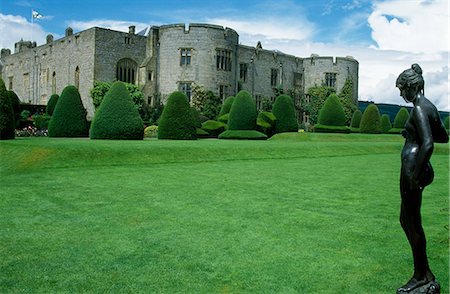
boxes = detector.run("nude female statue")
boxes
[395,64,449,293]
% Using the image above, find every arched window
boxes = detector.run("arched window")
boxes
[75,66,80,89]
[52,71,56,94]
[116,58,137,84]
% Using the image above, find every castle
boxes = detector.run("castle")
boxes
[0,23,358,124]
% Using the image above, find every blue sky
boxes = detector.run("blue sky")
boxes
[1,0,449,110]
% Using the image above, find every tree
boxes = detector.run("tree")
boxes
[338,78,357,125]
[158,91,196,140]
[0,77,15,140]
[191,84,222,120]
[90,81,144,140]
[381,114,392,133]
[272,94,298,133]
[360,104,382,134]
[7,90,21,127]
[48,85,90,137]
[304,86,336,125]
[46,93,59,116]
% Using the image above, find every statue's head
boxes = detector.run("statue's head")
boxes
[396,64,424,103]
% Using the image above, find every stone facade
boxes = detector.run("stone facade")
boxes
[1,22,358,123]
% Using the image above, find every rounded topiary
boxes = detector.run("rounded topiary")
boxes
[393,107,409,129]
[444,116,449,130]
[381,114,391,133]
[228,90,257,130]
[46,93,59,116]
[272,94,298,133]
[360,104,382,134]
[220,90,267,140]
[90,81,144,140]
[201,120,227,137]
[317,93,346,126]
[0,78,15,140]
[7,90,21,128]
[350,109,362,128]
[48,85,89,137]
[218,96,235,118]
[158,91,196,140]
[144,125,158,138]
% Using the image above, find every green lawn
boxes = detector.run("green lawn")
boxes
[1,133,448,293]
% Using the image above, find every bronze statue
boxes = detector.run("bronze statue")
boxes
[395,64,449,293]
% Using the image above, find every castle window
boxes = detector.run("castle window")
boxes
[8,77,13,90]
[293,72,303,88]
[219,85,229,101]
[216,49,231,71]
[148,71,153,81]
[179,82,192,102]
[325,72,337,88]
[75,66,80,89]
[271,69,278,87]
[116,58,137,84]
[180,48,191,66]
[52,72,56,94]
[303,112,310,125]
[304,94,311,104]
[255,95,262,110]
[125,37,131,44]
[239,63,248,82]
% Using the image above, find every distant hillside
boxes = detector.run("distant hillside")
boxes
[358,101,449,123]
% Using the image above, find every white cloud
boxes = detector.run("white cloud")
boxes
[68,19,149,34]
[368,0,449,53]
[0,13,51,51]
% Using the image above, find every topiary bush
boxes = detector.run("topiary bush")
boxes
[7,90,21,127]
[272,94,298,133]
[144,125,158,138]
[218,96,235,118]
[201,120,227,137]
[350,109,362,132]
[444,116,449,130]
[381,114,391,133]
[314,93,348,133]
[360,104,382,134]
[48,85,89,137]
[389,107,410,134]
[0,77,15,140]
[158,91,196,140]
[46,93,59,116]
[90,81,144,140]
[257,111,276,137]
[220,90,267,140]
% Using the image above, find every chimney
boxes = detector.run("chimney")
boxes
[65,27,73,37]
[46,34,54,44]
[129,25,136,34]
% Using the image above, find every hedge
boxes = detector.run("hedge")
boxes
[257,112,276,137]
[444,116,449,130]
[314,124,350,133]
[7,90,21,127]
[272,94,298,133]
[393,107,409,129]
[218,130,267,140]
[144,125,158,138]
[158,91,196,140]
[90,81,144,140]
[360,104,382,134]
[46,94,59,116]
[0,78,15,140]
[48,85,89,137]
[317,93,346,126]
[381,114,391,133]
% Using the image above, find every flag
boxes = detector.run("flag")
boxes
[32,10,43,19]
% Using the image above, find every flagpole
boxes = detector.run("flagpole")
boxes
[31,9,33,42]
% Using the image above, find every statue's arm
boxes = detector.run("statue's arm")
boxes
[413,106,434,180]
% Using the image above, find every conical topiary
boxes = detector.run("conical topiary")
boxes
[219,90,267,139]
[444,116,449,130]
[7,90,21,128]
[46,93,59,116]
[158,91,196,140]
[218,96,235,118]
[0,78,15,140]
[48,85,89,137]
[360,104,382,134]
[90,81,144,140]
[389,107,410,134]
[272,94,298,133]
[318,93,346,126]
[381,114,391,133]
[350,109,362,132]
